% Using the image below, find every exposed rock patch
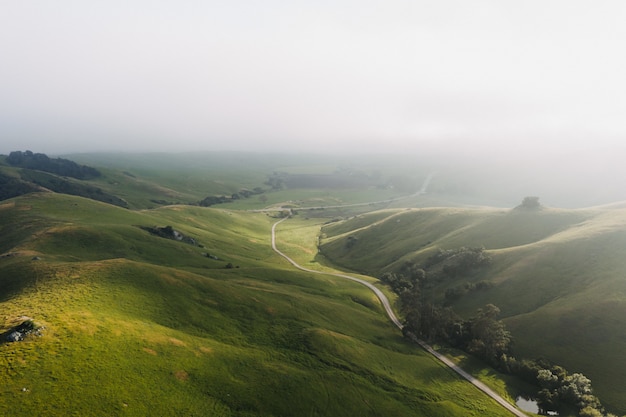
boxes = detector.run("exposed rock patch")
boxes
[139,225,201,246]
[2,318,44,343]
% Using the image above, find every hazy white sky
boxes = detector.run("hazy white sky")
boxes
[1,1,626,154]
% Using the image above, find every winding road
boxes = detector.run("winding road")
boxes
[269,198,529,416]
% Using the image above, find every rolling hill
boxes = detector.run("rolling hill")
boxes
[320,205,626,414]
[0,192,516,416]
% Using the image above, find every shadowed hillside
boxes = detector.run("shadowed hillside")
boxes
[320,205,626,414]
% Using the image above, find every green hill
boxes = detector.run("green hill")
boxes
[1,151,430,211]
[320,205,626,414]
[0,193,516,416]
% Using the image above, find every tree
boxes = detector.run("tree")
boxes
[517,196,541,210]
[345,235,358,248]
[467,304,512,366]
[265,173,285,190]
[400,261,426,283]
[397,281,424,336]
[578,407,603,417]
[381,272,415,293]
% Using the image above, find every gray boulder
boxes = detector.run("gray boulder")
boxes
[6,331,23,342]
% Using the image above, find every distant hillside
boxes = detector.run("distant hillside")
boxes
[0,151,129,207]
[6,150,101,179]
[2,151,428,211]
[320,205,626,414]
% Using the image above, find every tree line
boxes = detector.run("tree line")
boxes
[198,187,265,207]
[6,150,101,180]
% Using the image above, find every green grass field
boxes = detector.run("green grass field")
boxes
[0,192,517,416]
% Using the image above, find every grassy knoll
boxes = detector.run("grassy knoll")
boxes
[320,205,626,414]
[0,193,514,416]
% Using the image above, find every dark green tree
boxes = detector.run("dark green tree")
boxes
[466,304,512,366]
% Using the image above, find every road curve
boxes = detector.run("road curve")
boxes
[270,217,528,417]
[271,217,403,328]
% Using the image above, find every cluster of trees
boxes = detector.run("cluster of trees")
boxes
[401,300,512,367]
[198,187,265,207]
[6,150,101,180]
[423,246,492,279]
[398,293,612,415]
[380,248,492,300]
[537,367,604,416]
[380,269,423,294]
[198,195,234,207]
[381,253,506,366]
[498,357,616,417]
[265,173,286,190]
[516,196,542,210]
[444,280,494,302]
[140,225,200,246]
[381,248,614,416]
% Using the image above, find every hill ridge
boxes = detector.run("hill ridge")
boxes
[319,204,626,413]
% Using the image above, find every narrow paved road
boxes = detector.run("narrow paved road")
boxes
[271,217,528,417]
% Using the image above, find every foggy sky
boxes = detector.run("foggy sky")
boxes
[1,1,626,155]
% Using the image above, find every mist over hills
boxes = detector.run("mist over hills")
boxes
[2,150,626,416]
[0,152,515,417]
[4,1,626,414]
[417,143,626,209]
[68,145,626,209]
[3,145,623,209]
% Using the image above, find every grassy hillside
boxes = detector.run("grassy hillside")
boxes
[320,205,626,414]
[65,152,432,210]
[1,152,431,211]
[0,193,515,416]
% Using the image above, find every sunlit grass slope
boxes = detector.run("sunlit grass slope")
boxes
[0,193,513,416]
[320,205,626,413]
